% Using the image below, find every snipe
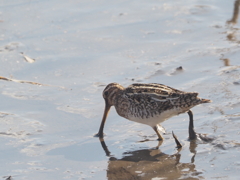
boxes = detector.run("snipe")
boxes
[96,83,211,144]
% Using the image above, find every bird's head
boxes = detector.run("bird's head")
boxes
[97,83,124,138]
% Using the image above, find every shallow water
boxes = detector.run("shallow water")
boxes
[0,0,240,179]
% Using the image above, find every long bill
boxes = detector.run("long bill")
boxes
[97,100,111,138]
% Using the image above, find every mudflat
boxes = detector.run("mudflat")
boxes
[0,0,240,179]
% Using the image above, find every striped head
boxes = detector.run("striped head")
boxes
[102,83,124,106]
[97,83,124,138]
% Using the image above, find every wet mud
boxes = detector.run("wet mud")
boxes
[1,0,240,179]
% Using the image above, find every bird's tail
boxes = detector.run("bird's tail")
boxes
[190,93,212,104]
[200,98,212,103]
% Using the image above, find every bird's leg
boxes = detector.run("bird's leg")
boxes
[188,110,215,142]
[155,140,163,149]
[172,131,182,149]
[188,110,197,140]
[153,125,164,141]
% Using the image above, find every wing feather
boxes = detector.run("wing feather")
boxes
[124,83,183,104]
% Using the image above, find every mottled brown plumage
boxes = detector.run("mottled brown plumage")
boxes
[97,83,211,143]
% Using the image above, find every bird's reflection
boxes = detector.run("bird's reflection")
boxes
[98,138,202,180]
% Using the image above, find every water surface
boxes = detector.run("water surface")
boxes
[0,0,240,179]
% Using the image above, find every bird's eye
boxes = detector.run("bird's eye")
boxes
[104,91,108,96]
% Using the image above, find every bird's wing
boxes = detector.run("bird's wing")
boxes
[125,83,183,103]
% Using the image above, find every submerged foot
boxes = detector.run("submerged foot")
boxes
[94,132,105,138]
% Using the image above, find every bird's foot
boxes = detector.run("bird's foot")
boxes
[198,133,215,142]
[94,132,105,138]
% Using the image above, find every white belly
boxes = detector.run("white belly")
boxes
[127,107,185,127]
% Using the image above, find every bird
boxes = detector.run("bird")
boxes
[96,83,211,143]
